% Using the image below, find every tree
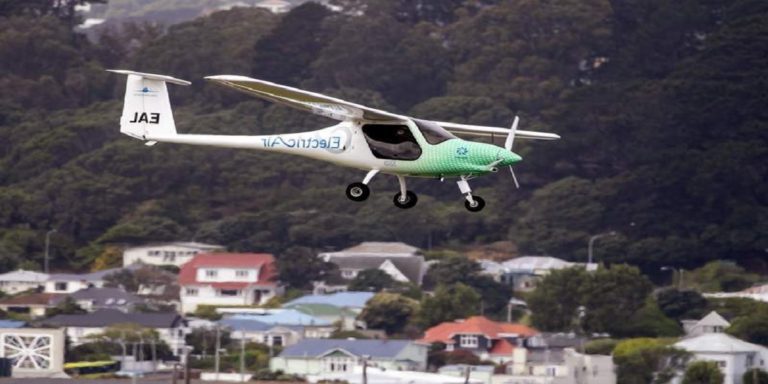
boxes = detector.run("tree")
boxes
[358,293,419,334]
[743,369,768,384]
[657,289,708,321]
[104,265,176,295]
[417,283,481,328]
[528,267,590,331]
[276,246,336,290]
[683,361,724,384]
[613,338,691,384]
[45,297,86,317]
[581,264,654,336]
[727,309,768,346]
[684,261,759,293]
[186,327,231,357]
[348,269,397,292]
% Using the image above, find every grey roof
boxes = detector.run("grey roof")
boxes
[53,287,145,308]
[500,256,574,272]
[339,242,420,255]
[47,265,139,282]
[526,333,587,349]
[325,255,426,284]
[44,308,183,328]
[279,339,414,358]
[0,269,49,283]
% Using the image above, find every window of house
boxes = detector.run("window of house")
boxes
[459,334,478,348]
[717,361,727,368]
[185,288,198,296]
[220,289,240,297]
[54,282,68,291]
[206,270,218,278]
[362,124,422,160]
[341,270,356,279]
[546,367,557,376]
[236,270,249,278]
[272,336,283,347]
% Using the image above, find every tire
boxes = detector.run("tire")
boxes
[346,182,370,202]
[393,191,418,209]
[464,196,486,212]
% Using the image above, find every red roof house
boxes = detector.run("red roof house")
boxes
[178,253,281,313]
[420,316,538,362]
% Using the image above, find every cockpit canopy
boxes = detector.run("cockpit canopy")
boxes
[413,119,458,145]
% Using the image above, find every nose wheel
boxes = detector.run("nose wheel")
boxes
[458,176,485,212]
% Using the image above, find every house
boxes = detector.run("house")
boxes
[0,292,61,318]
[51,287,146,312]
[219,309,335,346]
[0,327,66,378]
[178,253,282,313]
[317,242,427,292]
[0,270,48,294]
[681,311,731,336]
[43,308,189,356]
[315,365,484,384]
[419,316,538,363]
[44,266,131,294]
[283,292,375,330]
[479,257,576,291]
[122,241,225,268]
[269,339,428,376]
[674,333,768,384]
[498,348,616,384]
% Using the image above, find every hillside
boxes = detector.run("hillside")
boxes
[0,0,766,274]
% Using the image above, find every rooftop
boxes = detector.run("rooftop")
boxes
[53,287,145,308]
[178,253,276,286]
[420,316,538,345]
[500,256,574,272]
[0,269,49,283]
[44,308,183,328]
[47,265,137,282]
[675,333,768,353]
[0,292,61,306]
[125,241,225,250]
[279,339,415,358]
[219,318,302,332]
[324,242,420,257]
[284,292,375,309]
[226,309,331,326]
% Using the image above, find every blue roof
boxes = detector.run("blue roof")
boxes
[0,320,25,328]
[226,309,331,326]
[279,339,414,358]
[284,292,375,309]
[219,318,303,332]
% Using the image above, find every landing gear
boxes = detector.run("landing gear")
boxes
[394,191,418,209]
[393,175,418,209]
[345,170,379,202]
[346,182,369,201]
[457,176,485,212]
[464,196,485,212]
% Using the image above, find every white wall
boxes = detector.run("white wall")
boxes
[123,244,222,267]
[180,285,278,313]
[196,267,259,283]
[43,279,104,294]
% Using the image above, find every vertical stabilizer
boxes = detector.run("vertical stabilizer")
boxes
[107,69,190,140]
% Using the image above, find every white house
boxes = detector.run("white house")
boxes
[681,311,731,336]
[479,257,577,292]
[43,308,189,356]
[270,339,428,376]
[178,253,281,313]
[122,241,225,268]
[0,270,48,294]
[316,242,427,293]
[44,266,131,294]
[675,333,768,384]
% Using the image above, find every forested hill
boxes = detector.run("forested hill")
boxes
[0,0,765,274]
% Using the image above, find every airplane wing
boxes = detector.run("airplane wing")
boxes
[205,75,406,122]
[437,121,561,140]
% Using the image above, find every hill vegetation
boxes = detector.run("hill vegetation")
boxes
[0,0,766,274]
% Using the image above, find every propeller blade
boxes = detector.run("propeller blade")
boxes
[505,116,520,151]
[510,166,520,189]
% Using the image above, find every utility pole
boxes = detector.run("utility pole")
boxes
[44,229,56,273]
[240,330,245,382]
[184,347,191,384]
[214,326,221,381]
[464,365,471,384]
[362,355,369,384]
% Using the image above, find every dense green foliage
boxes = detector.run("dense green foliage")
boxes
[358,292,419,335]
[0,0,766,275]
[743,369,768,384]
[683,361,725,384]
[612,338,690,384]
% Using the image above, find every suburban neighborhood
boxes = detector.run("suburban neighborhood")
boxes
[0,240,765,383]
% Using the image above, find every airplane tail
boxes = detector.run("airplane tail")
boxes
[107,69,190,141]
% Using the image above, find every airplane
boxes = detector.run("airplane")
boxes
[108,69,560,212]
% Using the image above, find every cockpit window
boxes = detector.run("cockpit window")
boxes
[414,119,457,145]
[362,124,422,160]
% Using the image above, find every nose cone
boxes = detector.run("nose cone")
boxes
[499,150,522,166]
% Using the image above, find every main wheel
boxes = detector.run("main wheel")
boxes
[393,191,418,209]
[464,196,486,212]
[346,182,370,202]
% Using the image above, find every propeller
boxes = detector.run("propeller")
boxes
[506,116,520,189]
